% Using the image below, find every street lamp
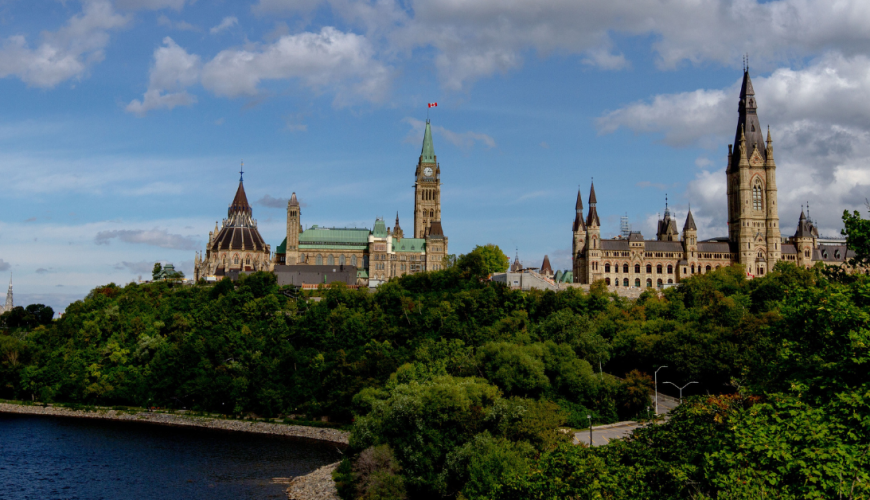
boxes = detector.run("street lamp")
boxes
[663,381,698,404]
[587,415,592,447]
[654,366,668,414]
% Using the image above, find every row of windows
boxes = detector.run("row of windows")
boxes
[301,254,359,267]
[604,263,722,275]
[605,278,674,287]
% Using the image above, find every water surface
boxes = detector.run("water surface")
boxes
[0,413,342,500]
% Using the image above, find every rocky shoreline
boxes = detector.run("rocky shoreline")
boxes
[287,462,341,500]
[0,402,349,445]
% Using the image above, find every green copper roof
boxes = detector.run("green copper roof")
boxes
[391,238,426,253]
[357,269,368,279]
[299,227,370,244]
[276,237,287,253]
[372,218,388,238]
[420,120,435,163]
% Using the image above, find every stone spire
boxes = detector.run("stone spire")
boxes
[3,274,12,313]
[730,70,766,171]
[684,206,697,231]
[540,255,553,276]
[288,192,299,207]
[392,211,404,239]
[586,181,600,227]
[420,120,435,163]
[573,187,586,231]
[227,171,254,226]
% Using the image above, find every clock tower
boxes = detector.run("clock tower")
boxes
[414,120,441,238]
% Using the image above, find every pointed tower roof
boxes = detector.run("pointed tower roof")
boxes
[288,192,299,207]
[395,211,401,228]
[573,187,586,232]
[730,70,766,171]
[230,180,251,216]
[510,252,523,272]
[586,181,600,227]
[420,120,435,163]
[794,208,815,239]
[684,208,697,231]
[540,255,553,275]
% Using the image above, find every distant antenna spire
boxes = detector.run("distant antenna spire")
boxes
[240,160,244,182]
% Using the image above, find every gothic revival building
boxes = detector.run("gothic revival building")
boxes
[571,70,856,287]
[194,171,272,280]
[0,275,12,314]
[272,120,449,285]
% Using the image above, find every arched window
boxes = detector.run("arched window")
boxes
[646,264,652,273]
[705,265,711,272]
[246,256,251,265]
[623,263,629,273]
[351,255,357,267]
[691,265,695,274]
[752,180,764,211]
[614,278,619,286]
[605,263,611,273]
[667,265,673,274]
[233,255,239,264]
[657,264,662,274]
[626,278,632,287]
[668,279,673,284]
[328,255,334,265]
[340,255,345,265]
[316,254,323,265]
[657,279,663,287]
[605,278,611,285]
[593,237,598,249]
[635,264,641,273]
[646,278,652,287]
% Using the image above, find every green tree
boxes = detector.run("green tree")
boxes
[469,244,509,274]
[151,262,162,280]
[842,203,870,267]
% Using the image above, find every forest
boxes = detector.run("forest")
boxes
[1,210,868,499]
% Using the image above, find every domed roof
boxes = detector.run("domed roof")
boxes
[209,177,268,252]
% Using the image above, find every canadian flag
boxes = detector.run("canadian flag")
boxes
[428,102,437,108]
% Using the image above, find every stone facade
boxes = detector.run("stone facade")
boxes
[0,276,12,314]
[194,170,272,281]
[572,70,858,287]
[273,121,448,286]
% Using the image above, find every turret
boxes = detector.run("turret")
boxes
[286,192,301,265]
[683,207,698,274]
[572,187,587,279]
[585,181,602,282]
[656,195,679,241]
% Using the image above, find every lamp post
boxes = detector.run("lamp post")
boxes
[663,381,698,404]
[587,415,592,447]
[654,366,668,414]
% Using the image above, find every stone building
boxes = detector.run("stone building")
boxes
[0,275,12,314]
[272,120,449,286]
[571,69,857,287]
[194,170,272,280]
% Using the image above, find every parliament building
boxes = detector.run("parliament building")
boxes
[194,121,448,285]
[570,70,855,287]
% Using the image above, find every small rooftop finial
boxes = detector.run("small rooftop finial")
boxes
[240,160,244,182]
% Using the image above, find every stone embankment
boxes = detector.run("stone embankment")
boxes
[287,462,341,500]
[0,402,349,445]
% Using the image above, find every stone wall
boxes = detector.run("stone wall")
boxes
[0,402,349,445]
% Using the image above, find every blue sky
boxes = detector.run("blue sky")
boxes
[2,0,870,311]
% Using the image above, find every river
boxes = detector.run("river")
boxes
[0,413,342,500]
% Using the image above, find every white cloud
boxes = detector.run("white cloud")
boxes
[210,16,238,34]
[0,0,128,88]
[157,14,200,31]
[126,37,201,116]
[114,261,157,274]
[201,27,390,105]
[403,118,496,150]
[261,0,870,91]
[94,228,200,250]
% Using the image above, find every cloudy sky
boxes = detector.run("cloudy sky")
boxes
[1,0,869,311]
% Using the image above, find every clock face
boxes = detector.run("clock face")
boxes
[423,167,433,177]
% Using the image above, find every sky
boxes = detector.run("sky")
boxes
[2,0,870,312]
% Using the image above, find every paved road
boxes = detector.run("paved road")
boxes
[573,393,680,447]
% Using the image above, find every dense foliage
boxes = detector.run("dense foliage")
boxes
[1,212,868,499]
